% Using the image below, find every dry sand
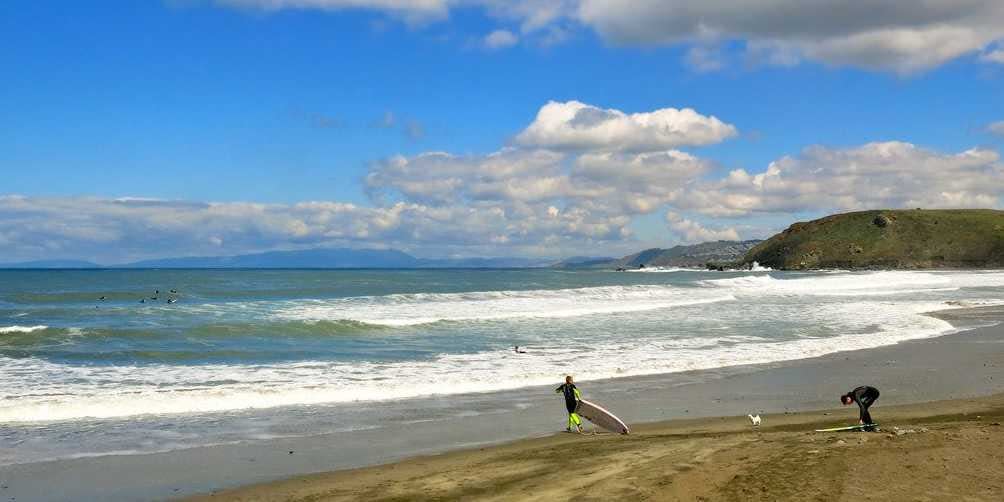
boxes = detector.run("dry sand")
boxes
[189,393,1004,501]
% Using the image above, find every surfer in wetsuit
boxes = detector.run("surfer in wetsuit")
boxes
[841,385,880,430]
[555,375,583,432]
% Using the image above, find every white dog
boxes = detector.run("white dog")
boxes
[748,414,761,426]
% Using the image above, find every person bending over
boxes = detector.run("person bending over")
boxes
[841,385,880,430]
[556,375,583,432]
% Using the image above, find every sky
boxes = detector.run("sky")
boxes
[2,0,1004,263]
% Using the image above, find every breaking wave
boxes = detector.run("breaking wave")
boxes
[0,325,48,334]
[699,270,967,296]
[0,299,961,422]
[274,285,736,326]
[2,269,1003,423]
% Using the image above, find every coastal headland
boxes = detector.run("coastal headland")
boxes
[743,209,1004,270]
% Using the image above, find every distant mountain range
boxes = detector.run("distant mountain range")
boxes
[0,259,103,269]
[552,240,763,269]
[122,248,421,269]
[549,256,617,268]
[0,248,549,269]
[1,240,764,270]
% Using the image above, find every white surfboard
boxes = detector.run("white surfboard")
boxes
[575,399,630,434]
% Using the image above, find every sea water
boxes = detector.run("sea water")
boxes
[2,268,1003,465]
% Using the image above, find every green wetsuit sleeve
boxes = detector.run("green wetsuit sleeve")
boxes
[574,388,581,400]
[556,385,563,393]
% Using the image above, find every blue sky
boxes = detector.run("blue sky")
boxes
[2,1,1004,263]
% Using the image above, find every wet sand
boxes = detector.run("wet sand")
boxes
[188,393,1004,501]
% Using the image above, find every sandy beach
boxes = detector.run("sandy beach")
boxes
[188,393,1004,501]
[181,307,1004,502]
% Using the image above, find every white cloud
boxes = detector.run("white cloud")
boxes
[11,99,1003,262]
[575,0,1004,74]
[0,195,638,262]
[672,141,1004,216]
[572,150,708,188]
[570,150,711,213]
[366,148,571,205]
[684,46,726,73]
[366,101,726,216]
[514,100,737,152]
[989,121,1004,137]
[484,29,518,49]
[665,211,739,243]
[358,101,732,254]
[982,49,1004,64]
[478,0,573,33]
[979,41,1004,64]
[365,131,716,220]
[215,1,1004,73]
[0,100,729,262]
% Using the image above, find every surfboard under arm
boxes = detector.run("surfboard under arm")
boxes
[814,423,878,432]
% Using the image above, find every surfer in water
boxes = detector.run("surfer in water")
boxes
[555,375,583,433]
[514,345,526,354]
[841,385,880,431]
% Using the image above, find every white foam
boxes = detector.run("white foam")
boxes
[0,325,48,334]
[626,267,691,273]
[0,298,969,423]
[3,270,1003,423]
[932,271,1004,288]
[944,299,1004,308]
[700,271,962,296]
[274,285,736,326]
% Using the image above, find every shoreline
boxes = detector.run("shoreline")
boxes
[185,305,1004,501]
[4,306,1004,501]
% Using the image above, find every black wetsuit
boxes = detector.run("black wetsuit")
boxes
[847,385,880,426]
[556,383,579,413]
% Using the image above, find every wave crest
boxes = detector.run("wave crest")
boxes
[0,325,48,334]
[274,285,735,326]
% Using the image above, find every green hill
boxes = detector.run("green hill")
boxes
[743,209,1004,270]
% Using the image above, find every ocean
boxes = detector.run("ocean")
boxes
[2,267,1004,466]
